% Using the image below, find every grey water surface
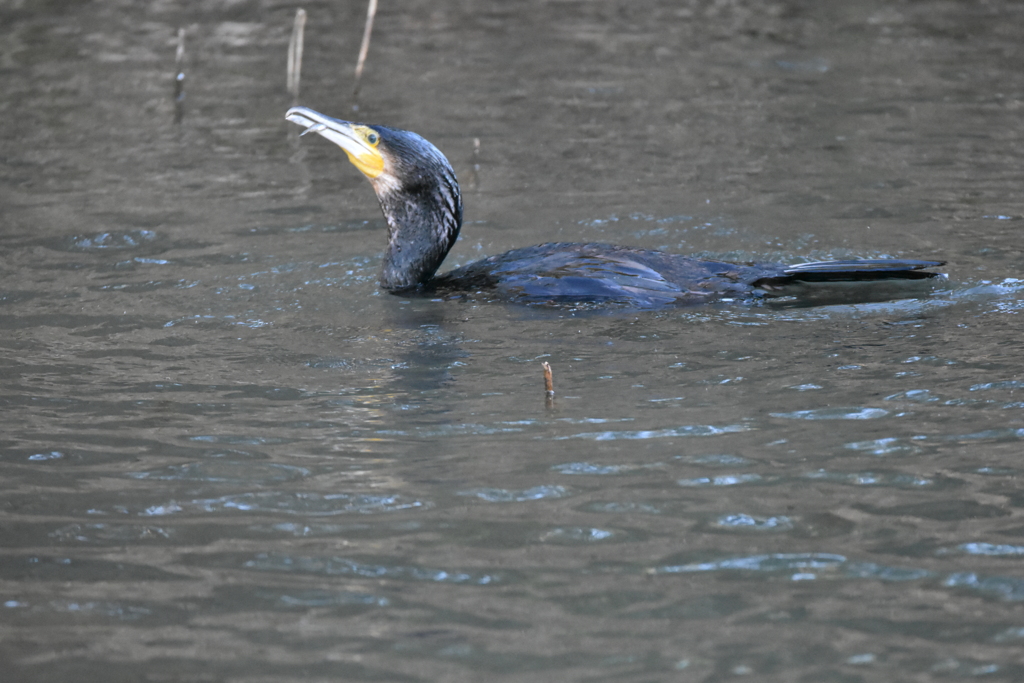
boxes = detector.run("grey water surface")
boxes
[3,1,1024,681]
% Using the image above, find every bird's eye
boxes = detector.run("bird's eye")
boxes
[366,132,379,145]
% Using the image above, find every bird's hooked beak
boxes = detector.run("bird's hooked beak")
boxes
[285,106,385,179]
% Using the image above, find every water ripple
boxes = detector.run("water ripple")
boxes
[555,423,751,441]
[49,523,174,544]
[677,474,764,487]
[375,421,532,437]
[270,589,389,608]
[244,552,499,584]
[945,573,1024,601]
[970,380,1024,392]
[842,562,933,582]
[458,485,570,502]
[128,461,310,485]
[884,389,941,403]
[955,543,1024,557]
[552,461,661,475]
[801,470,934,488]
[126,493,427,517]
[34,600,155,621]
[539,527,615,543]
[190,492,428,516]
[712,514,793,531]
[654,553,847,575]
[771,407,888,420]
[676,454,752,466]
[583,501,665,515]
[844,437,919,455]
[652,553,1024,601]
[69,229,158,250]
[654,554,935,583]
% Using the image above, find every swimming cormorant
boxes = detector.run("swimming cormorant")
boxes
[286,106,944,307]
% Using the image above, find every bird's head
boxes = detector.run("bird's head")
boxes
[286,106,463,291]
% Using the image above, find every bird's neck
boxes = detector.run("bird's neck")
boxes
[375,177,462,292]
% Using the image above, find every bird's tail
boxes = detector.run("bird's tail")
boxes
[756,259,945,288]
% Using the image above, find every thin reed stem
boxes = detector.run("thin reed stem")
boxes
[352,0,378,98]
[287,9,307,99]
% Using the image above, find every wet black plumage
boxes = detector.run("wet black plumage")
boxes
[286,106,945,306]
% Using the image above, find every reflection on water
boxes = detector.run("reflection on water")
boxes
[3,0,1024,681]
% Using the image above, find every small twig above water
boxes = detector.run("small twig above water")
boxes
[542,362,555,409]
[352,0,378,103]
[467,137,481,189]
[287,9,307,101]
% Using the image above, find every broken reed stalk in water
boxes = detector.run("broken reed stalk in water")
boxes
[175,27,185,65]
[173,27,186,123]
[287,9,307,100]
[467,137,481,189]
[352,0,378,99]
